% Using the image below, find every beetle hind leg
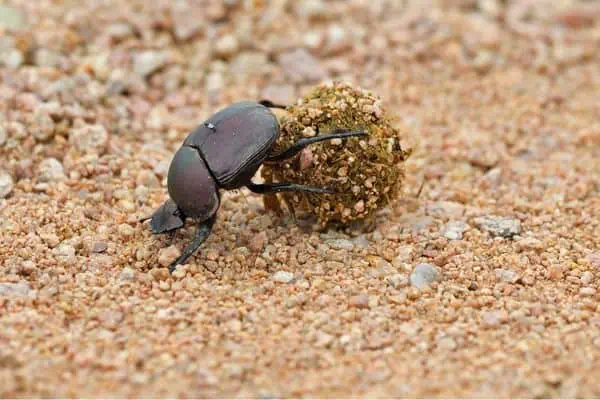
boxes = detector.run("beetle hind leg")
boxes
[265,129,367,162]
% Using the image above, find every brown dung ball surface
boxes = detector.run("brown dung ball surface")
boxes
[262,81,411,228]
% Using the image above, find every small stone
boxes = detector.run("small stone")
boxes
[119,267,136,281]
[579,287,596,297]
[349,294,370,309]
[581,271,594,285]
[0,5,25,30]
[170,6,203,41]
[31,111,55,141]
[547,265,563,281]
[427,201,465,219]
[249,231,268,252]
[473,215,521,238]
[214,34,239,59]
[437,336,457,351]
[386,273,408,289]
[278,48,326,84]
[0,170,14,198]
[118,223,134,237]
[158,245,181,268]
[106,22,134,40]
[302,127,316,137]
[410,263,441,289]
[54,243,76,265]
[261,84,296,106]
[481,310,507,328]
[0,282,32,297]
[37,158,65,182]
[136,170,160,188]
[495,268,520,283]
[325,24,351,55]
[442,220,469,240]
[326,239,354,251]
[517,237,542,251]
[92,242,107,253]
[587,253,600,269]
[134,51,169,78]
[272,271,294,283]
[69,124,109,154]
[295,0,328,20]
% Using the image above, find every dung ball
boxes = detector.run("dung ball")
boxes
[261,81,411,230]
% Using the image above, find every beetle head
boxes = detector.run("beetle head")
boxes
[147,198,185,234]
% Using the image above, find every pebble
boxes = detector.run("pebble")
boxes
[581,271,593,285]
[0,5,25,30]
[387,273,408,289]
[249,231,268,252]
[31,111,55,141]
[0,170,14,198]
[473,215,521,238]
[134,51,169,78]
[410,263,441,289]
[517,237,542,251]
[295,0,328,20]
[427,201,465,219]
[261,84,296,106]
[326,239,355,251]
[0,282,32,298]
[586,253,600,269]
[349,294,370,309]
[136,170,160,188]
[0,125,6,146]
[325,24,351,55]
[495,268,520,283]
[69,124,109,154]
[37,158,66,182]
[442,220,469,240]
[272,271,295,283]
[158,246,181,268]
[214,34,239,59]
[278,48,326,83]
[54,243,76,265]
[579,287,596,297]
[118,223,134,237]
[92,242,107,253]
[481,310,507,328]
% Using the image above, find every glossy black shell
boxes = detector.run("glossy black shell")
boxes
[183,101,280,189]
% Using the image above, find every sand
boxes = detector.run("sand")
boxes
[1,0,599,397]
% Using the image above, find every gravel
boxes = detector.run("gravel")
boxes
[1,0,599,398]
[410,263,441,289]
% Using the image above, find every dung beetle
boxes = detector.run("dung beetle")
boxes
[141,100,366,272]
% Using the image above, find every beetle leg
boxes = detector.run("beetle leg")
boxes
[246,181,335,195]
[258,100,288,109]
[168,215,217,273]
[265,129,367,162]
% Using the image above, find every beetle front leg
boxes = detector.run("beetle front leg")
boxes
[168,215,217,273]
[265,129,366,162]
[246,181,335,195]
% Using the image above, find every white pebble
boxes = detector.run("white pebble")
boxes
[272,271,295,283]
[0,170,14,198]
[410,263,441,289]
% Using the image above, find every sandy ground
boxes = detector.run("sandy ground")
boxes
[1,0,600,397]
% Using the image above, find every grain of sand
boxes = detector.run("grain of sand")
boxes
[1,0,600,397]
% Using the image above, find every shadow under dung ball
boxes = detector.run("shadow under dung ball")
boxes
[261,81,412,230]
